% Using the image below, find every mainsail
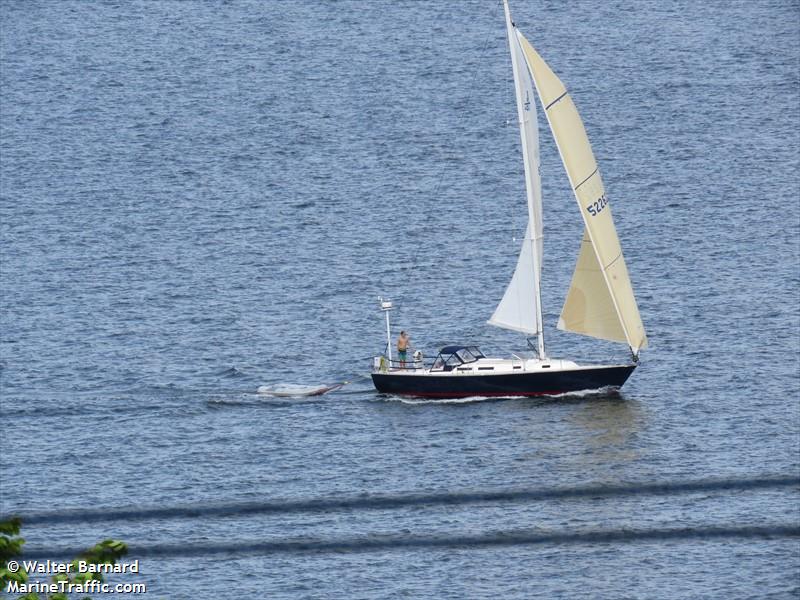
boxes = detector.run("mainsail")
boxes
[515,31,648,355]
[488,2,545,349]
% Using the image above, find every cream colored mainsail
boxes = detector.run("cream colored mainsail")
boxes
[516,31,647,354]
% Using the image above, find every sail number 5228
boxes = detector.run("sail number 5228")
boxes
[586,195,608,217]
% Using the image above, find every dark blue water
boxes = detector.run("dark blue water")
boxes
[2,1,798,597]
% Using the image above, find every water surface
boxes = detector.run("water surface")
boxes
[1,1,798,597]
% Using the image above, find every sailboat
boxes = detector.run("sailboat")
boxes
[371,1,647,398]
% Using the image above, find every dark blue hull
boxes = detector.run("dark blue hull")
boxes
[371,364,636,398]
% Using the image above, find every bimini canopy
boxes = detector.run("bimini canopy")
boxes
[433,346,486,371]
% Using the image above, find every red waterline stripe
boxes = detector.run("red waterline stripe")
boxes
[391,390,568,399]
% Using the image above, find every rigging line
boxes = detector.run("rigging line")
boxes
[6,475,798,526]
[406,0,502,279]
[19,525,800,560]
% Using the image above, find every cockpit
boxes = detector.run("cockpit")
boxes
[430,345,486,371]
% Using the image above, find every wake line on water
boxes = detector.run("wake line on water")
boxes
[207,394,327,408]
[20,525,800,560]
[384,386,622,405]
[7,475,798,525]
[390,395,500,405]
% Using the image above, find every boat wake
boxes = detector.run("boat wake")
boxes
[384,395,514,406]
[207,392,327,408]
[380,387,621,405]
[545,386,622,399]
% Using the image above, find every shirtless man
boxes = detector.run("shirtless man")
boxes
[397,331,410,368]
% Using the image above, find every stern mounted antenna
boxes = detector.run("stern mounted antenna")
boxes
[379,297,394,361]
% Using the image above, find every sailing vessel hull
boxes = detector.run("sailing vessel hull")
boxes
[371,364,636,399]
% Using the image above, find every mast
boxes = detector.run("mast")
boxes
[503,0,546,359]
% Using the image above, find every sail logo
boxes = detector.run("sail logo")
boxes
[586,194,609,216]
[524,91,531,111]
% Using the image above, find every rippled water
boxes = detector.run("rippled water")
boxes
[2,1,798,598]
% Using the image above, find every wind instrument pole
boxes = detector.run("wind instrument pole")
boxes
[380,298,393,361]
